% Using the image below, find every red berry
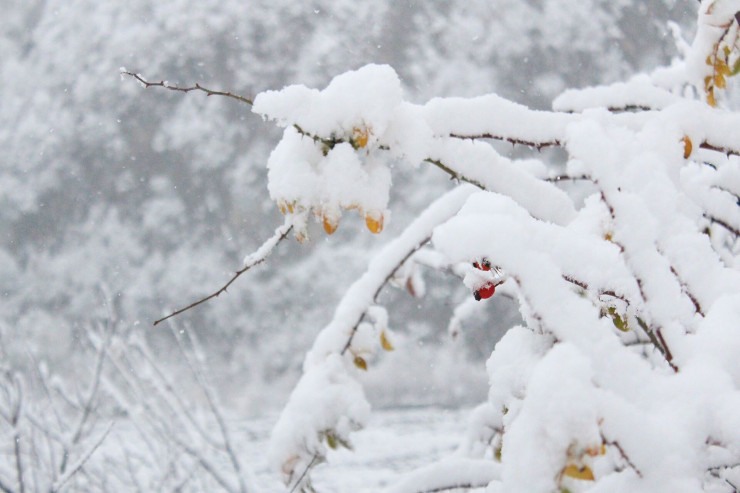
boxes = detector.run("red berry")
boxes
[473,258,491,271]
[474,283,496,301]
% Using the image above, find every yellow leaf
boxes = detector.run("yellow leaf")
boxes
[681,136,692,159]
[365,213,384,234]
[717,60,732,76]
[353,356,367,371]
[352,126,369,148]
[707,89,717,107]
[323,215,338,235]
[326,432,338,449]
[562,464,595,481]
[380,331,394,351]
[714,73,727,89]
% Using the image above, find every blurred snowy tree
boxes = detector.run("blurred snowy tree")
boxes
[0,0,696,405]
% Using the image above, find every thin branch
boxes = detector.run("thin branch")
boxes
[289,453,320,493]
[700,141,740,157]
[601,433,643,478]
[169,324,253,493]
[8,373,24,493]
[727,478,740,492]
[636,317,678,372]
[424,158,486,190]
[154,221,293,326]
[598,191,679,372]
[127,341,222,450]
[450,132,562,150]
[51,422,114,493]
[340,236,431,355]
[450,131,740,159]
[667,264,704,317]
[0,478,15,493]
[412,483,483,493]
[705,214,740,237]
[120,70,254,106]
[545,174,592,183]
[562,274,630,304]
[57,323,115,481]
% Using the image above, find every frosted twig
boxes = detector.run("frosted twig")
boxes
[154,220,293,326]
[128,333,222,450]
[25,350,64,431]
[168,324,254,493]
[2,371,25,493]
[120,70,254,106]
[57,323,114,480]
[51,422,114,492]
[0,478,14,493]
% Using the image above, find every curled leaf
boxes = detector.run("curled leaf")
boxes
[365,213,384,234]
[607,306,628,332]
[353,356,368,370]
[380,331,394,351]
[326,432,338,449]
[681,136,692,159]
[323,215,338,235]
[562,464,595,481]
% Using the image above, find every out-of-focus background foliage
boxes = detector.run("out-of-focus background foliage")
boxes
[0,0,697,412]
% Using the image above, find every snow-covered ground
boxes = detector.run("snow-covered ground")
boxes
[242,407,473,492]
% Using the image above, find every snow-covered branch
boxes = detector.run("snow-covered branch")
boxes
[153,219,293,325]
[119,2,740,491]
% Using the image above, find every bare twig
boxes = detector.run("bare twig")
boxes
[700,141,740,158]
[450,132,562,150]
[545,174,592,182]
[154,221,293,326]
[601,433,642,478]
[562,275,631,304]
[449,132,740,158]
[424,158,487,190]
[667,264,704,317]
[705,214,740,237]
[120,70,254,106]
[289,453,320,493]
